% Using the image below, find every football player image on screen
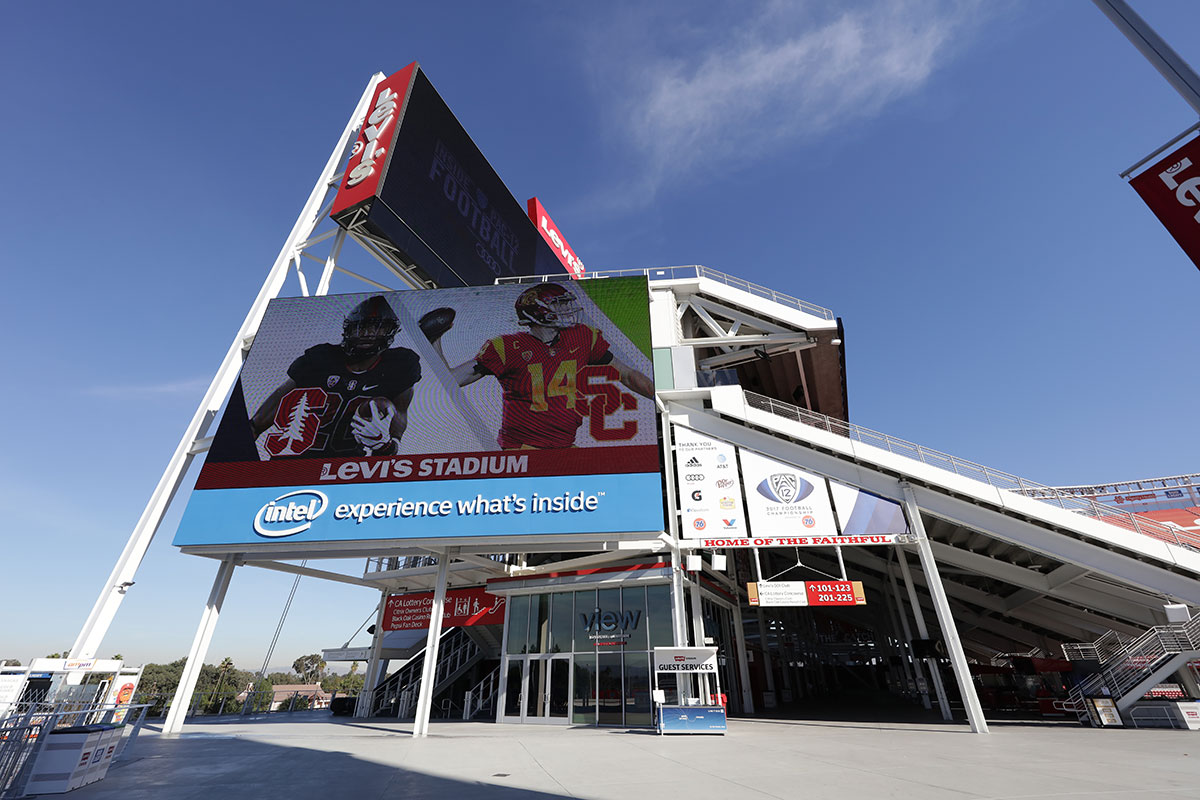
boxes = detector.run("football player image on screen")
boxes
[425,283,654,450]
[250,295,421,458]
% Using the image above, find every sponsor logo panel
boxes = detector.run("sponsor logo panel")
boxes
[673,426,746,539]
[739,448,837,537]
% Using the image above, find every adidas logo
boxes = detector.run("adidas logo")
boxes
[685,456,701,467]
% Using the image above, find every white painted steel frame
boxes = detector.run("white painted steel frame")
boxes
[70,73,395,662]
[163,557,237,734]
[412,550,452,737]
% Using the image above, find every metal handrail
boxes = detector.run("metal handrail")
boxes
[463,666,499,720]
[1065,614,1200,718]
[741,392,1200,553]
[497,265,837,320]
[363,627,479,717]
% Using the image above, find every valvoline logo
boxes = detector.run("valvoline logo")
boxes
[254,490,329,538]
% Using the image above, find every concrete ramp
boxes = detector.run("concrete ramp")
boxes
[665,386,1200,653]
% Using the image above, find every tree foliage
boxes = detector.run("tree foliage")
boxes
[292,654,326,684]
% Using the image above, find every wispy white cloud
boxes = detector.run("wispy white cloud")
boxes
[591,0,984,205]
[85,377,211,398]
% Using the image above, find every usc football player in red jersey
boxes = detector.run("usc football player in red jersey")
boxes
[429,284,653,450]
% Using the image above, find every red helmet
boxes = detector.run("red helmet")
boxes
[515,284,581,328]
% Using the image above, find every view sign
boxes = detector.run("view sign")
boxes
[1129,135,1200,272]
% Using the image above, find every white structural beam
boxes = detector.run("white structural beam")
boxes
[902,484,989,734]
[245,559,380,589]
[887,562,931,710]
[164,557,237,734]
[355,596,389,719]
[412,550,453,737]
[1093,0,1200,116]
[70,74,386,662]
[896,550,952,720]
[685,390,1200,599]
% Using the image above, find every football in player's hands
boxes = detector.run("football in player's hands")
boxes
[419,307,456,342]
[351,397,396,453]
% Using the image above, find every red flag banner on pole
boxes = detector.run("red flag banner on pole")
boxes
[1128,135,1200,272]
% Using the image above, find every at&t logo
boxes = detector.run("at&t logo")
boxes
[254,490,329,538]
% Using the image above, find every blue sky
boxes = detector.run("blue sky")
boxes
[2,0,1198,669]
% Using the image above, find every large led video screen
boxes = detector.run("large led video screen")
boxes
[331,64,566,287]
[173,277,663,547]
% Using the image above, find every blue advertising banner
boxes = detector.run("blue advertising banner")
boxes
[658,705,727,734]
[174,472,663,546]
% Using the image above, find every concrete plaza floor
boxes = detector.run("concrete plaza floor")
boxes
[64,710,1200,799]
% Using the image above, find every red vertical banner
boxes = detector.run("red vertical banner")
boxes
[1128,136,1200,272]
[331,63,418,219]
[527,197,585,278]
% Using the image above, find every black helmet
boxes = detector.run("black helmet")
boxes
[342,296,399,360]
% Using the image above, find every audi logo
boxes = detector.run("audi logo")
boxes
[684,474,704,482]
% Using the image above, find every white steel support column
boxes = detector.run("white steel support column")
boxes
[669,542,688,645]
[901,484,989,734]
[731,603,755,714]
[164,557,237,734]
[888,563,931,710]
[897,549,951,720]
[413,550,454,737]
[355,593,389,718]
[661,413,688,646]
[688,578,709,701]
[882,580,917,698]
[1093,0,1200,115]
[70,74,385,662]
[750,548,777,697]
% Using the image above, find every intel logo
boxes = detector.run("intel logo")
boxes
[253,490,329,538]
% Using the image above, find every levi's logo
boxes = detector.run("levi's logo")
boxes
[347,87,401,187]
[1158,158,1200,219]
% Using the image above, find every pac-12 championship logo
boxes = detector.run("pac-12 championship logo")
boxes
[254,490,329,537]
[756,473,813,505]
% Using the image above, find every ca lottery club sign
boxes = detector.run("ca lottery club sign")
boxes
[384,587,505,630]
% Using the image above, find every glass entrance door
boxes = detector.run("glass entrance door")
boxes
[500,655,570,724]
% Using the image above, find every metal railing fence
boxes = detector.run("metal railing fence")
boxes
[0,703,151,799]
[463,666,499,720]
[1064,614,1200,722]
[496,265,837,321]
[742,392,1200,553]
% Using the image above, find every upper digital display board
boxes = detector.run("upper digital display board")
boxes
[331,64,567,287]
[174,277,663,548]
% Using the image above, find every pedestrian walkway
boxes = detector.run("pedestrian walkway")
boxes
[64,711,1200,799]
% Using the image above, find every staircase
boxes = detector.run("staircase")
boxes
[462,666,499,720]
[1064,614,1200,723]
[368,627,483,718]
